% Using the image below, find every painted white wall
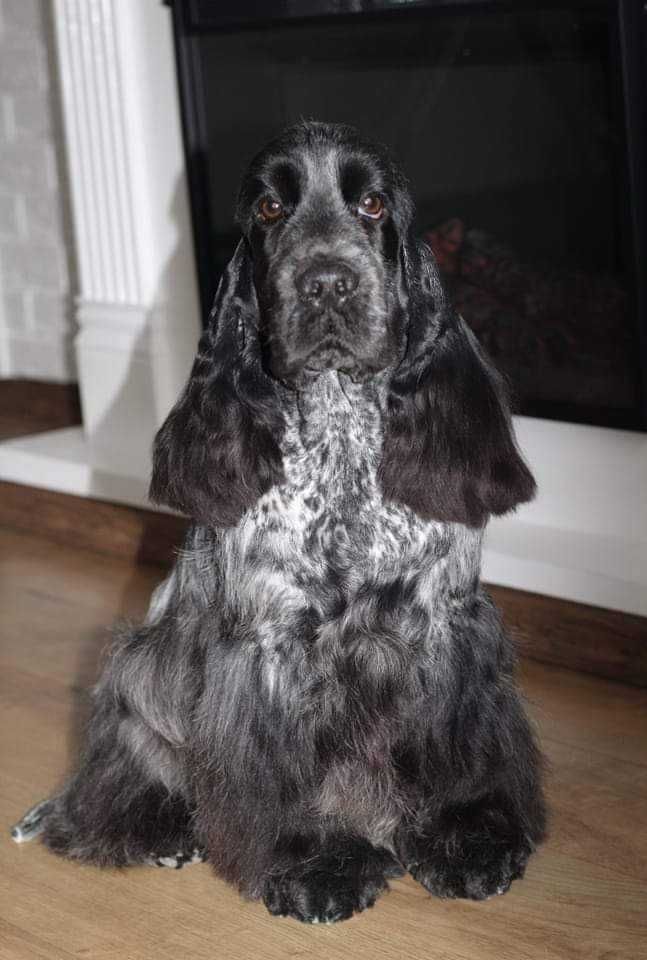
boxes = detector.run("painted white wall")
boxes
[0,0,76,380]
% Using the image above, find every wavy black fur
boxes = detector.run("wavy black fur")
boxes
[13,122,545,924]
[379,242,536,526]
[149,242,285,527]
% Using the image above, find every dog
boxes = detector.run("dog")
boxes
[13,121,545,923]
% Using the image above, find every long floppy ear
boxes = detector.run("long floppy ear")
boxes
[149,240,284,527]
[378,240,535,527]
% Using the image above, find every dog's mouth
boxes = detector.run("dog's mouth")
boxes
[301,340,389,384]
[266,328,396,388]
[303,342,359,373]
[261,298,395,386]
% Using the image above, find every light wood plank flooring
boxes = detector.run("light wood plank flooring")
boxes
[1,526,646,960]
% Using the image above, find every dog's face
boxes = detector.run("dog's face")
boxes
[236,123,413,384]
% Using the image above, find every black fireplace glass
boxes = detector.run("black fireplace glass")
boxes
[172,1,646,429]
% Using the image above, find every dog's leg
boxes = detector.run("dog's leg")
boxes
[12,615,205,868]
[399,702,545,900]
[397,594,546,900]
[11,696,203,868]
[262,833,403,924]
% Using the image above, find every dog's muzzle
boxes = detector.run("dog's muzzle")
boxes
[293,258,364,374]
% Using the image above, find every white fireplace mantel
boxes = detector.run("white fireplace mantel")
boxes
[0,0,645,618]
[0,0,201,496]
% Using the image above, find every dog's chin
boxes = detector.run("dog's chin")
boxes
[295,356,382,388]
[267,344,387,388]
[304,345,363,378]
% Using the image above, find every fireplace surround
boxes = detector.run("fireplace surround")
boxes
[0,0,644,617]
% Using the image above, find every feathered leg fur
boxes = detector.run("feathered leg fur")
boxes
[395,593,546,900]
[13,617,205,869]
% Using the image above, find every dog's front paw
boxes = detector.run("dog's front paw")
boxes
[263,838,398,923]
[410,838,530,901]
[407,802,533,901]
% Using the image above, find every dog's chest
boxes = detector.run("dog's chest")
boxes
[246,372,429,576]
[217,372,481,671]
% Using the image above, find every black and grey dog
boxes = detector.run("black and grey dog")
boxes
[13,122,545,923]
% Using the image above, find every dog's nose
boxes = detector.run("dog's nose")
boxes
[295,261,359,307]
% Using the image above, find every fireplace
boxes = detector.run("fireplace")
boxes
[168,0,647,431]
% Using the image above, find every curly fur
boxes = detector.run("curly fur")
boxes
[13,122,545,923]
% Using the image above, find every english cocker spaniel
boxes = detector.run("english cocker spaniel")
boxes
[13,121,545,923]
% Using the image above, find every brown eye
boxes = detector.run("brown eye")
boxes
[358,195,384,220]
[258,198,283,223]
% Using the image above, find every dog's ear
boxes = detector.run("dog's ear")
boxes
[378,240,535,527]
[149,240,284,527]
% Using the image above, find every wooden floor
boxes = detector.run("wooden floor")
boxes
[1,526,646,960]
[0,381,81,442]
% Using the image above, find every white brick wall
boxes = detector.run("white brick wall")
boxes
[0,0,76,380]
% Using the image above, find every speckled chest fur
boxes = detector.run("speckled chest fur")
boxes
[213,371,483,673]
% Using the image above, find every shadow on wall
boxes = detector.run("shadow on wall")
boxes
[79,171,202,501]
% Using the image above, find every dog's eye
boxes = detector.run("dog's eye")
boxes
[358,195,385,220]
[258,198,284,223]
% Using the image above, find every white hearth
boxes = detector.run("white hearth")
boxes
[0,0,645,617]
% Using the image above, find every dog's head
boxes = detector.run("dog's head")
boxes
[237,122,411,384]
[151,122,535,528]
